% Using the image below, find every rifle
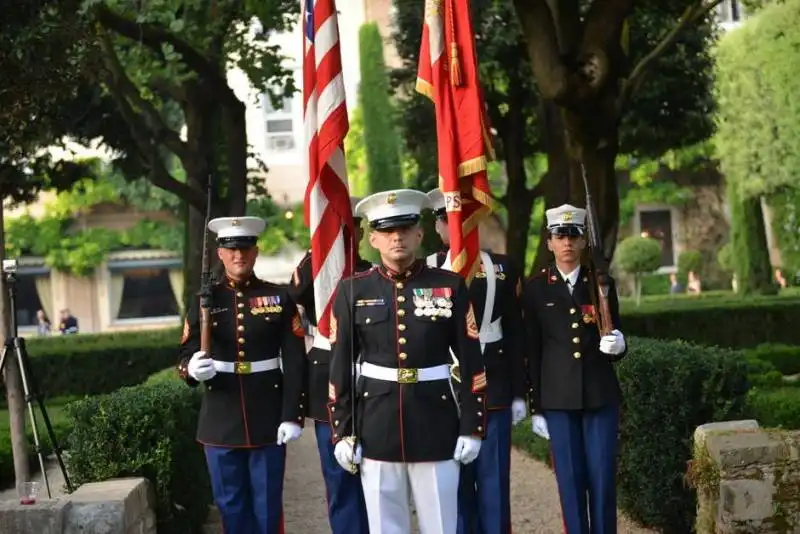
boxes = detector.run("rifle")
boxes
[578,161,614,336]
[198,172,214,355]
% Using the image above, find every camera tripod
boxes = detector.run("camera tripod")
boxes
[0,268,72,498]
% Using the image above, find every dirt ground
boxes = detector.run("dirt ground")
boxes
[205,429,656,534]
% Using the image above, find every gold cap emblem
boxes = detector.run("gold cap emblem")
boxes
[231,218,241,226]
[562,211,574,222]
[386,193,397,205]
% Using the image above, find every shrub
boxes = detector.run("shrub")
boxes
[615,338,749,532]
[0,328,179,401]
[677,250,702,280]
[66,369,210,534]
[512,337,750,533]
[616,237,663,305]
[640,273,671,296]
[745,343,800,376]
[747,387,800,430]
[622,297,800,348]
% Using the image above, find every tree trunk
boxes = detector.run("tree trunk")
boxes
[222,100,248,216]
[0,200,30,491]
[502,101,534,274]
[635,274,642,306]
[532,99,621,273]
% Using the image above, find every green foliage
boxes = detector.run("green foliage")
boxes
[767,187,800,272]
[359,23,403,193]
[745,343,800,376]
[0,398,73,490]
[677,250,702,278]
[66,372,210,533]
[727,184,775,294]
[716,242,735,274]
[747,387,800,430]
[246,197,310,254]
[622,296,800,348]
[617,237,663,276]
[616,338,749,532]
[640,273,671,296]
[0,328,179,401]
[715,0,800,199]
[344,107,370,197]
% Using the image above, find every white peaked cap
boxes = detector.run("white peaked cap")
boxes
[355,189,431,230]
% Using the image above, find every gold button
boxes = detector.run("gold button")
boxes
[297,416,303,421]
[237,292,244,298]
[441,395,447,400]
[333,433,338,439]
[399,337,407,345]
[398,309,406,317]
[274,384,279,388]
[313,360,318,365]
[330,406,334,411]
[365,318,371,324]
[397,296,406,303]
[363,392,369,397]
[573,352,581,359]
[238,302,244,309]
[238,325,245,332]
[572,323,579,329]
[299,404,304,409]
[396,282,404,289]
[238,337,245,344]
[431,316,437,321]
[398,324,406,331]
[572,337,579,343]
[213,322,218,327]
[238,351,245,357]
[477,397,483,403]
[498,349,503,354]
[237,313,244,320]
[570,308,576,314]
[477,426,483,432]
[334,420,340,425]
[478,411,483,416]
[399,352,407,360]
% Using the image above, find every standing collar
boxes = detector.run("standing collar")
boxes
[377,259,424,281]
[223,273,257,289]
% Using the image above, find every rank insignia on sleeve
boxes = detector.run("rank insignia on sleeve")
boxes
[465,303,479,340]
[328,382,336,401]
[329,314,338,343]
[292,313,304,337]
[471,371,487,393]
[180,318,190,344]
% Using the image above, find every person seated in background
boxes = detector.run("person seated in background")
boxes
[668,272,684,295]
[58,309,79,335]
[36,310,51,336]
[775,268,788,289]
[686,271,702,295]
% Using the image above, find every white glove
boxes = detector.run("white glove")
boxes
[333,439,362,471]
[599,329,626,355]
[532,415,550,440]
[511,398,527,426]
[453,436,482,464]
[188,351,216,382]
[276,422,303,445]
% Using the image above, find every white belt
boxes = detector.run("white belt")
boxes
[479,318,503,348]
[306,324,333,351]
[212,358,281,374]
[360,362,450,384]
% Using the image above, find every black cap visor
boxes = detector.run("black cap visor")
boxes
[217,236,258,249]
[370,214,421,231]
[433,208,447,221]
[549,225,584,238]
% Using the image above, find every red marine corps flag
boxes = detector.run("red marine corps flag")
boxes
[417,0,495,284]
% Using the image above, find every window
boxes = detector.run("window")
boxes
[717,0,744,23]
[639,210,675,267]
[12,274,45,327]
[113,268,179,321]
[262,93,295,153]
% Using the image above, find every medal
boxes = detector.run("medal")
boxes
[414,308,424,317]
[442,309,452,318]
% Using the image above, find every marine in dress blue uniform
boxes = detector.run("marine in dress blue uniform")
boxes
[426,188,527,534]
[521,205,628,534]
[287,197,371,534]
[177,216,307,534]
[328,189,488,534]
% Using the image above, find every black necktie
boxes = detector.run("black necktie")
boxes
[565,278,573,295]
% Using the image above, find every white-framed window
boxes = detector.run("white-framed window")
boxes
[261,93,296,153]
[717,0,746,29]
[107,259,182,325]
[634,206,679,270]
[10,265,51,333]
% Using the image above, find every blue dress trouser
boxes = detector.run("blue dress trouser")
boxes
[543,404,620,534]
[457,408,513,534]
[314,421,370,533]
[204,444,286,534]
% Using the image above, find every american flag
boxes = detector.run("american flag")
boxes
[302,0,354,340]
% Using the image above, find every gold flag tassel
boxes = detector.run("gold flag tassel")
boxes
[448,0,463,87]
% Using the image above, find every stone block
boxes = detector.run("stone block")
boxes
[64,478,155,534]
[719,478,775,524]
[0,499,70,534]
[706,430,787,470]
[695,420,760,449]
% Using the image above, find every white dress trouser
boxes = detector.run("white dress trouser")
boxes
[361,457,460,534]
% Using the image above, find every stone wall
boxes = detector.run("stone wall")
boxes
[691,420,800,533]
[0,478,155,534]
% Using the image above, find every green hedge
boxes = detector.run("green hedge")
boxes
[621,297,800,348]
[745,343,800,376]
[0,328,179,401]
[513,336,750,533]
[747,387,800,430]
[66,368,210,534]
